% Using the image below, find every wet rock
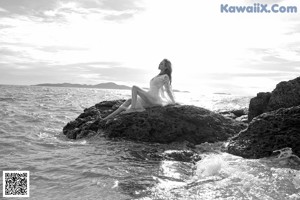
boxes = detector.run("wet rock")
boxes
[221,112,237,119]
[63,100,125,139]
[219,108,248,119]
[248,77,300,121]
[235,115,249,123]
[227,105,300,158]
[231,109,248,117]
[132,149,202,163]
[161,150,202,162]
[268,77,300,111]
[248,92,271,121]
[123,142,201,163]
[63,100,247,144]
[195,142,228,153]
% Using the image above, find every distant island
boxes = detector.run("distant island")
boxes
[213,92,231,95]
[33,82,189,93]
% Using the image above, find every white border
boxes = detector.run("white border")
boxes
[3,171,30,198]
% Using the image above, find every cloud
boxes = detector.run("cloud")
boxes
[77,73,102,79]
[81,0,143,11]
[37,45,89,53]
[286,23,300,35]
[0,24,13,29]
[103,12,134,21]
[0,46,33,63]
[0,0,144,21]
[206,71,296,81]
[0,0,56,13]
[53,61,152,84]
[0,60,151,86]
[0,62,74,85]
[0,47,20,56]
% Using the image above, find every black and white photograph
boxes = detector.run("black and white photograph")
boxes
[0,0,300,199]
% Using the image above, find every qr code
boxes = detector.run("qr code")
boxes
[3,171,30,197]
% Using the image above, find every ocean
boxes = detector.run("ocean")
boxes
[0,85,299,200]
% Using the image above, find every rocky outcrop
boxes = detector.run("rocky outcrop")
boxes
[227,105,300,158]
[248,77,300,121]
[218,108,249,123]
[219,108,248,118]
[148,150,202,163]
[248,92,271,121]
[63,100,247,144]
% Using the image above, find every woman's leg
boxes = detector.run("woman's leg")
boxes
[131,85,155,109]
[102,99,131,120]
[104,85,157,119]
[131,86,139,109]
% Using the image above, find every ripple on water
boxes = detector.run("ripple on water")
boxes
[34,132,88,148]
[0,97,15,102]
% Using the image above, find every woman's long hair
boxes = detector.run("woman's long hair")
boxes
[159,59,172,85]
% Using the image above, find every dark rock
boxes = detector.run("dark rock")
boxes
[227,105,300,158]
[221,113,237,119]
[161,150,202,162]
[248,77,300,121]
[267,77,300,111]
[135,149,202,163]
[231,109,248,117]
[219,108,248,119]
[63,100,247,144]
[248,92,271,121]
[122,141,201,163]
[235,115,249,123]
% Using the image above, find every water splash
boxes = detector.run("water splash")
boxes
[195,155,223,177]
[272,147,300,167]
[274,147,294,158]
[272,148,300,190]
[112,180,119,189]
[37,132,87,146]
[293,172,300,189]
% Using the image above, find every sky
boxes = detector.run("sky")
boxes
[0,0,299,95]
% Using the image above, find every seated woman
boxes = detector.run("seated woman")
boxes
[102,58,176,121]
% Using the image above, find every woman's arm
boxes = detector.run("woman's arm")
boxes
[163,75,176,104]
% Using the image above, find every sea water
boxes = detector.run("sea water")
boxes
[0,85,299,200]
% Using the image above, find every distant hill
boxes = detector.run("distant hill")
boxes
[33,82,131,90]
[34,82,189,93]
[213,92,231,95]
